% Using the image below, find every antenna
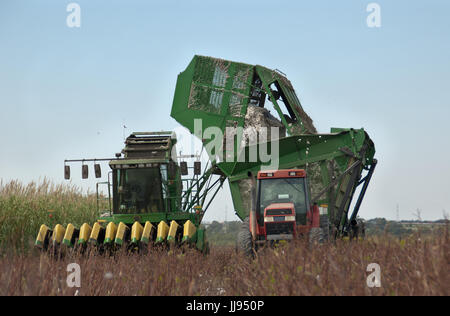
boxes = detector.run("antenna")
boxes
[122,122,127,141]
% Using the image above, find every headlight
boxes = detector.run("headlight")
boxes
[285,216,295,221]
[264,217,274,222]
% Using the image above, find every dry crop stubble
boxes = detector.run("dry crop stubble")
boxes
[0,231,448,296]
[0,180,448,296]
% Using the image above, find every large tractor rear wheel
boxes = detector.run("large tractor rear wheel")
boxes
[236,217,254,257]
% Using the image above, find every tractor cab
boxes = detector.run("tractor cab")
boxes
[255,169,312,241]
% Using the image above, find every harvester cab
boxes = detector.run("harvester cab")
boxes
[36,131,225,254]
[109,132,178,215]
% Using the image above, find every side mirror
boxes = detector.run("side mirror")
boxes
[82,164,89,179]
[168,161,176,177]
[94,164,102,178]
[194,161,201,175]
[64,165,71,180]
[180,161,188,175]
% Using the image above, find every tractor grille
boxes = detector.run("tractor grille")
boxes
[266,209,292,216]
[265,222,294,235]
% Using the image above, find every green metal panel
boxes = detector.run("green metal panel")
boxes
[171,55,254,138]
[196,228,206,252]
[254,65,316,135]
[171,56,315,141]
[220,129,375,220]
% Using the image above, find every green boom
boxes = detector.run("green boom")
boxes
[171,55,376,235]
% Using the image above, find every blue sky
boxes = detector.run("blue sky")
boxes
[0,0,449,221]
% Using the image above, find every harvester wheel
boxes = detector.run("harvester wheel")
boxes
[309,227,324,246]
[320,215,330,242]
[236,217,254,258]
[203,241,210,255]
[349,218,366,240]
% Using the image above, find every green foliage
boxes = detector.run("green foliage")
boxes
[364,218,444,237]
[206,218,447,246]
[0,179,102,252]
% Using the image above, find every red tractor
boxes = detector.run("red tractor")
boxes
[237,169,326,256]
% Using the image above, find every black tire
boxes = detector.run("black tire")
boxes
[350,218,366,240]
[358,219,366,239]
[202,241,210,255]
[309,227,324,245]
[236,217,254,257]
[320,215,330,242]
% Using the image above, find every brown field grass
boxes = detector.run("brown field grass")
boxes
[1,180,448,296]
[0,231,448,296]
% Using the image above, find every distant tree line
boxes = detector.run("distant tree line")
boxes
[204,218,448,245]
[204,221,241,246]
[364,218,447,237]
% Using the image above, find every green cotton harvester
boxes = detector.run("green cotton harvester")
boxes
[171,56,377,254]
[35,55,376,255]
